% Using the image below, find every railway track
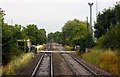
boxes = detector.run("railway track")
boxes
[68,53,98,76]
[60,52,98,76]
[31,52,53,77]
[30,43,110,76]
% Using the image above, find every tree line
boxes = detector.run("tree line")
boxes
[48,19,94,51]
[94,3,120,49]
[48,3,120,50]
[1,3,120,65]
[0,8,47,64]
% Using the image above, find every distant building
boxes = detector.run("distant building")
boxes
[17,39,31,52]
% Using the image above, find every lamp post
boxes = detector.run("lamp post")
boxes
[88,2,93,33]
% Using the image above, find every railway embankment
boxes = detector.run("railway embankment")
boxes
[80,49,119,75]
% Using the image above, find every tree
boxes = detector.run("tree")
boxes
[47,31,63,43]
[114,3,120,23]
[94,3,120,39]
[37,29,47,44]
[23,24,47,45]
[62,19,87,45]
[62,19,93,51]
[97,24,120,49]
[23,24,38,45]
[94,9,116,39]
[1,8,47,65]
[2,23,47,64]
[53,31,62,43]
[85,33,94,48]
[2,23,21,64]
[0,8,5,26]
[0,8,5,52]
[47,32,54,42]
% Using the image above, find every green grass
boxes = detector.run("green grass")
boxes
[81,50,102,65]
[81,49,119,75]
[0,66,2,76]
[2,52,33,75]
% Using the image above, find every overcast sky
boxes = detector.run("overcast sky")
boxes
[0,0,119,34]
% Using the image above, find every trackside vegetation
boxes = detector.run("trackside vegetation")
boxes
[81,3,120,75]
[48,19,94,51]
[47,3,120,75]
[2,52,33,75]
[0,8,47,65]
[0,7,47,75]
[0,2,120,76]
[81,49,119,75]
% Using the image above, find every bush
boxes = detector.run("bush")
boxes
[96,35,106,48]
[63,45,73,51]
[97,24,120,49]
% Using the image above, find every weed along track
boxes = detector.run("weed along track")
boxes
[31,52,53,77]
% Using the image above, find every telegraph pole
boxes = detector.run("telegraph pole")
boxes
[88,2,93,48]
[88,2,93,33]
[86,17,89,52]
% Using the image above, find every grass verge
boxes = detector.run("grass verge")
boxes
[2,52,33,75]
[0,66,2,76]
[81,49,119,75]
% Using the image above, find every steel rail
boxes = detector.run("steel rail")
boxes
[50,52,53,77]
[60,53,80,77]
[54,43,97,76]
[31,52,53,77]
[31,53,45,77]
[68,53,98,76]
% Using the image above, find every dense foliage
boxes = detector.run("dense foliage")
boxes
[94,4,120,39]
[1,9,47,64]
[2,24,24,64]
[97,24,120,49]
[22,24,47,45]
[62,19,94,51]
[1,3,120,65]
[94,3,120,49]
[47,32,54,42]
[47,19,94,51]
[0,8,4,63]
[47,31,62,43]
